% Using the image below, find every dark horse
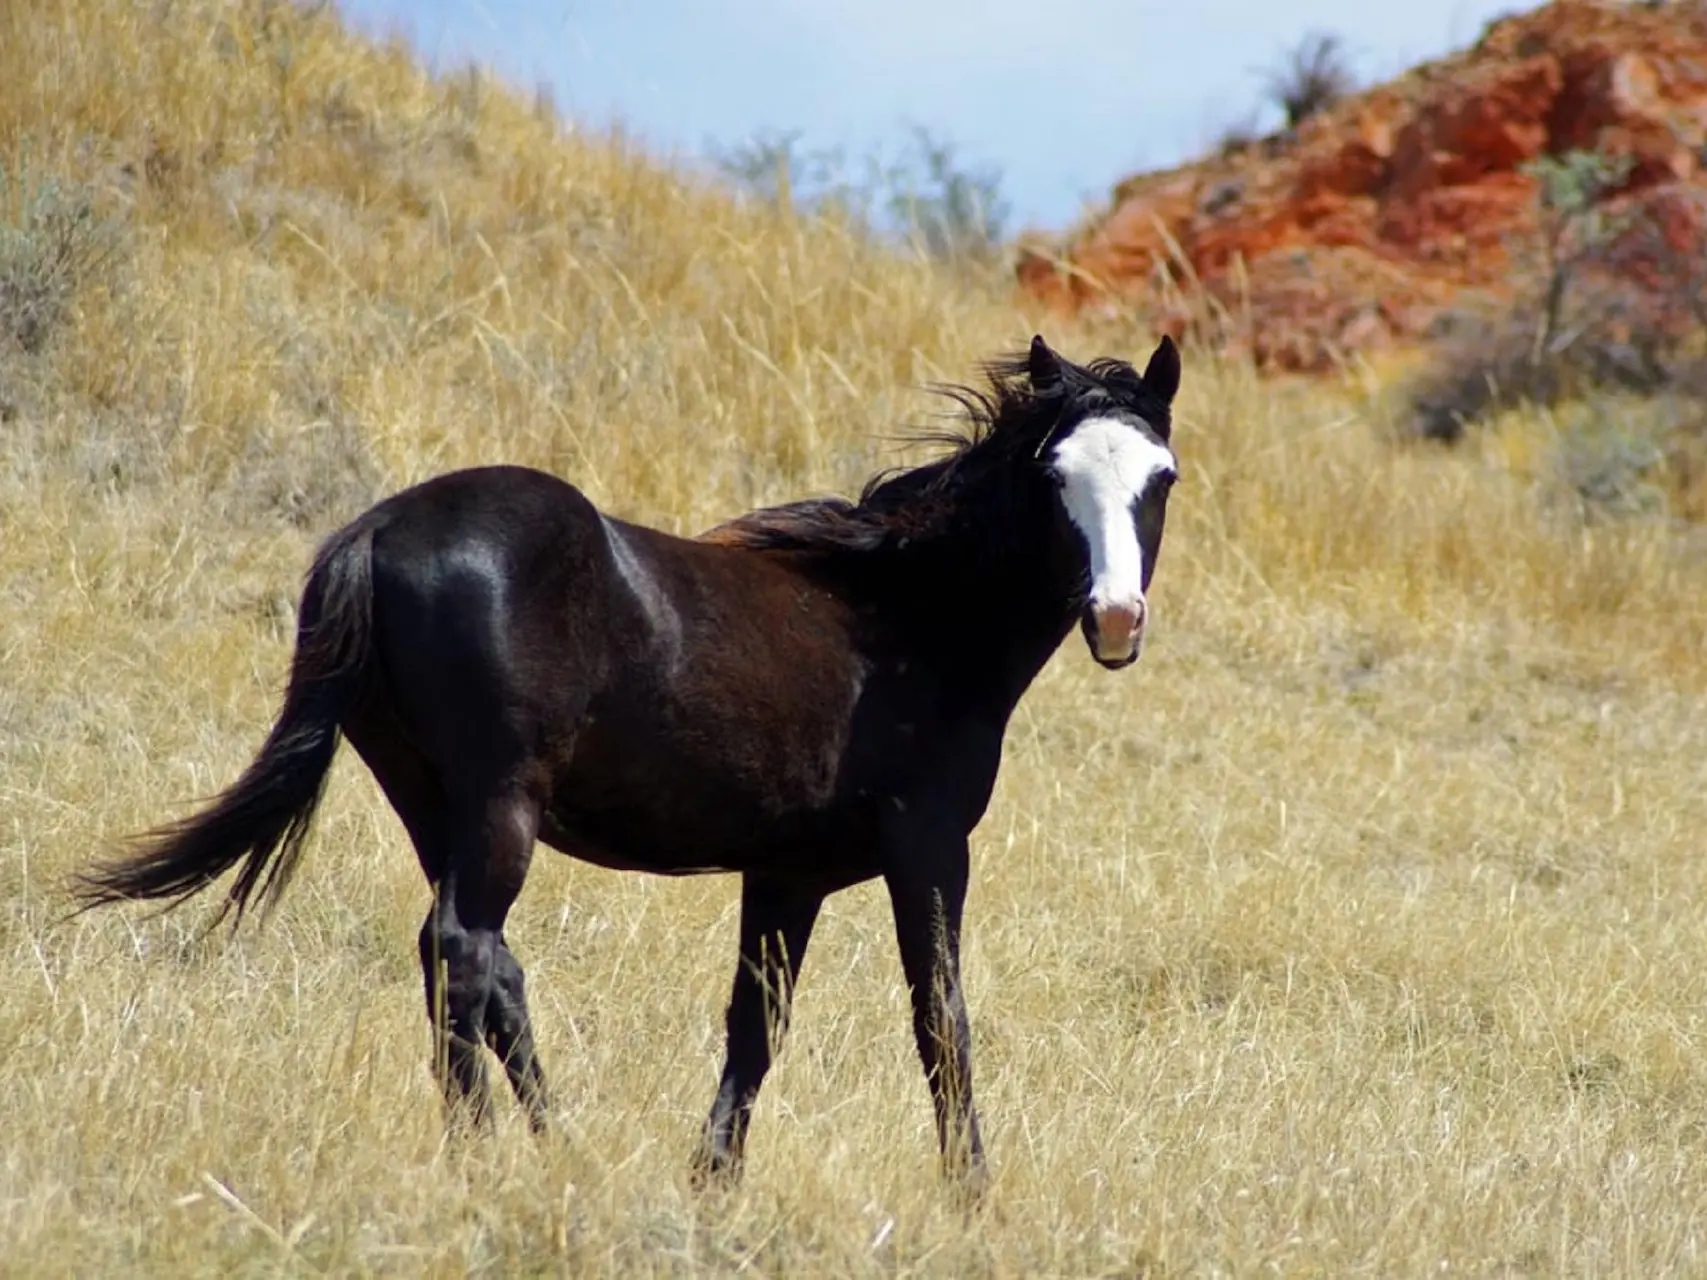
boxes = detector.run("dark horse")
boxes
[76,334,1181,1187]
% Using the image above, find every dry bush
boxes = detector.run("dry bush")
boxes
[5,1,1707,1275]
[1403,151,1707,523]
[1405,152,1646,438]
[0,167,123,354]
[1261,32,1357,131]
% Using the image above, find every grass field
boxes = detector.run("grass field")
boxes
[6,1,1707,1273]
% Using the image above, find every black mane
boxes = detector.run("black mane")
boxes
[701,347,1171,557]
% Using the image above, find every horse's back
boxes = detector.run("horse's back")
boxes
[365,464,600,564]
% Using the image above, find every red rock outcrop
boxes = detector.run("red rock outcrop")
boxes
[1017,1,1707,372]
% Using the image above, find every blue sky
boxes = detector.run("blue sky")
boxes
[334,0,1531,232]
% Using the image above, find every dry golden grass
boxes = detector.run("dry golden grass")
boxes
[7,0,1707,1274]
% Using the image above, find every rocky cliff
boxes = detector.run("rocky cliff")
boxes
[1017,1,1707,372]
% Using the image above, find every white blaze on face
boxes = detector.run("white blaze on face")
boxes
[1049,414,1176,661]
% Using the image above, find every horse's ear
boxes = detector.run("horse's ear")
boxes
[1142,335,1181,405]
[1027,334,1062,390]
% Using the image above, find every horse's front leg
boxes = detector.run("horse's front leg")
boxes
[692,875,824,1185]
[882,822,986,1191]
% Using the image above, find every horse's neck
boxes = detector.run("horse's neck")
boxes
[878,506,1078,704]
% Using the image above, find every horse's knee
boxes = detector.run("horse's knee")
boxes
[418,919,496,1034]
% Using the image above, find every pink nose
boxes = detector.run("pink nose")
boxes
[1091,599,1146,659]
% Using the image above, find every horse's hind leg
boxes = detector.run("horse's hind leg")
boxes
[417,788,549,1132]
[693,876,823,1183]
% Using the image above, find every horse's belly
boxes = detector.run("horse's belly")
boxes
[542,675,875,873]
[535,817,738,875]
[538,771,874,880]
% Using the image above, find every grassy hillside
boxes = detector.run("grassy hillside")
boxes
[5,0,1707,1273]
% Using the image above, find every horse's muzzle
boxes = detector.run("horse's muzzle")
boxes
[1082,599,1145,669]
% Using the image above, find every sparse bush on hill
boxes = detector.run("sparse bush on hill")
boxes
[0,160,135,475]
[711,129,872,225]
[1544,393,1707,524]
[1260,32,1357,130]
[1525,149,1642,371]
[0,164,123,355]
[1404,147,1707,521]
[711,123,1010,263]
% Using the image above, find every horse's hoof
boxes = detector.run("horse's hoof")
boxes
[945,1159,990,1212]
[688,1148,743,1194]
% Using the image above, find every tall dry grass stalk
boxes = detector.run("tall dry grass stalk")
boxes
[5,0,1707,1273]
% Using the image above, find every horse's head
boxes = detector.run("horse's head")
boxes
[1030,334,1180,670]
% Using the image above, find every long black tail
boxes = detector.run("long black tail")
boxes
[75,518,380,926]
